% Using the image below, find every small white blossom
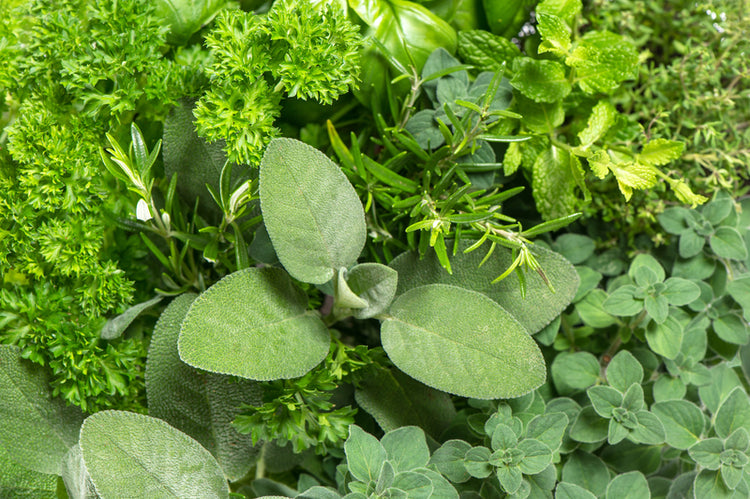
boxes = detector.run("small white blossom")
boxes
[136,199,152,221]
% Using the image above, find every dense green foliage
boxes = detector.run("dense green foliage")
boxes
[0,0,748,498]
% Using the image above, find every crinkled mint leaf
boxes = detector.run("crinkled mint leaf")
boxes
[566,31,638,94]
[511,58,571,103]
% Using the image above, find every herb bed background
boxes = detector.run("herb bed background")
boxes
[1,0,749,498]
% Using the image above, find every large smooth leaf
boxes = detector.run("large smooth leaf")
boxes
[381,284,546,398]
[79,411,229,498]
[0,345,84,475]
[178,267,330,380]
[155,0,232,45]
[354,366,456,438]
[260,138,365,284]
[146,293,263,480]
[390,240,578,334]
[349,0,457,108]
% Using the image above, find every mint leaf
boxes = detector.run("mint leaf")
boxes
[566,31,638,94]
[537,13,572,56]
[637,138,684,166]
[457,30,521,71]
[578,101,616,150]
[511,58,571,103]
[532,146,581,220]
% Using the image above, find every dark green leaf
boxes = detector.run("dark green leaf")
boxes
[651,400,705,450]
[101,295,163,340]
[561,452,610,496]
[551,351,601,395]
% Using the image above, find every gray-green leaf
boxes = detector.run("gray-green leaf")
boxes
[260,138,365,284]
[146,293,262,480]
[345,263,398,319]
[0,345,84,475]
[79,411,229,498]
[390,240,578,334]
[178,267,330,380]
[382,284,546,399]
[652,400,705,450]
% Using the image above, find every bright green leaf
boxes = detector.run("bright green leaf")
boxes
[566,31,638,94]
[457,29,521,71]
[577,101,616,149]
[637,139,684,167]
[511,58,571,103]
[537,12,572,56]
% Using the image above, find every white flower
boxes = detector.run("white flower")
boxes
[136,199,152,221]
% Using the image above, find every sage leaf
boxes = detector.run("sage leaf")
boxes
[382,284,546,399]
[390,240,578,334]
[0,345,84,475]
[101,295,163,339]
[61,444,97,499]
[260,137,365,284]
[162,99,231,221]
[178,267,330,380]
[354,367,455,438]
[146,293,263,480]
[0,444,57,499]
[79,411,230,498]
[345,263,398,319]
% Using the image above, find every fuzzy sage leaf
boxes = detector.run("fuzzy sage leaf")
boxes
[260,138,366,284]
